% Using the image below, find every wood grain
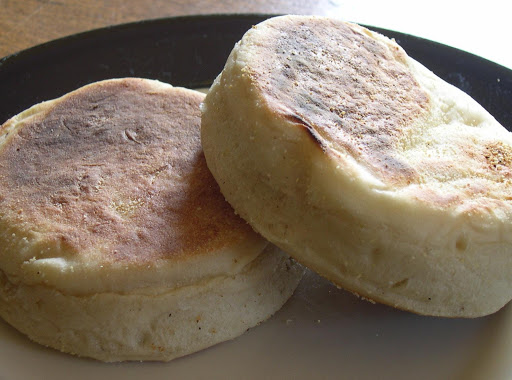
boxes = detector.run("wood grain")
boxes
[0,0,342,58]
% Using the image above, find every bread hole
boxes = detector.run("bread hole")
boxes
[371,247,382,264]
[455,235,468,252]
[391,278,409,289]
[140,332,152,346]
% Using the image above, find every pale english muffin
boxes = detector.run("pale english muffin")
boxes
[0,78,303,361]
[201,15,512,317]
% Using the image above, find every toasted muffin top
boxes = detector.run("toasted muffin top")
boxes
[0,78,265,294]
[244,16,429,185]
[236,16,512,216]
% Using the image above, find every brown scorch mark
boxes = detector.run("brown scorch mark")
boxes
[0,79,250,264]
[248,18,430,184]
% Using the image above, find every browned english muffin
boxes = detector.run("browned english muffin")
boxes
[201,15,512,317]
[0,78,303,361]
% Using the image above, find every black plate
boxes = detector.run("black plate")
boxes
[1,14,512,130]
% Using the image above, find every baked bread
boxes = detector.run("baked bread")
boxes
[201,15,512,317]
[0,78,303,361]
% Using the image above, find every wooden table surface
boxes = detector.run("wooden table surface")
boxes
[0,0,342,58]
[1,0,510,70]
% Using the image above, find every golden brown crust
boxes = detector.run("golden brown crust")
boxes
[246,17,430,185]
[484,142,512,177]
[0,78,253,265]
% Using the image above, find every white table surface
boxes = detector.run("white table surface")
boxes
[331,0,511,70]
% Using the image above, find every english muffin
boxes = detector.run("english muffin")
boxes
[201,15,512,317]
[0,78,303,361]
